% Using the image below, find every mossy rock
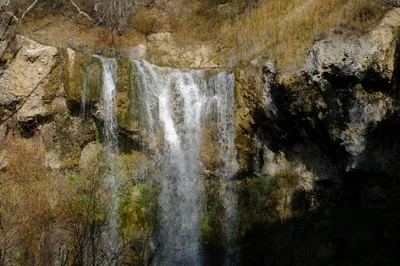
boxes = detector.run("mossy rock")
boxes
[201,179,227,265]
[54,116,96,170]
[63,49,92,103]
[85,59,102,99]
[200,122,222,176]
[116,58,142,133]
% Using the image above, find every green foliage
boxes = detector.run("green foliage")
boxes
[212,53,223,64]
[119,180,160,265]
[238,176,279,230]
[67,171,107,221]
[67,172,88,189]
[92,121,100,143]
[71,194,91,214]
[237,171,302,236]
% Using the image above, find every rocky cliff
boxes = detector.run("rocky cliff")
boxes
[1,6,400,266]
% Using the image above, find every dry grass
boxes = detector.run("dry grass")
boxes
[11,0,389,71]
[172,0,388,72]
[0,136,64,264]
[15,13,144,54]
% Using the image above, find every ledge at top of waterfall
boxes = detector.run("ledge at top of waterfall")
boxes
[133,59,237,266]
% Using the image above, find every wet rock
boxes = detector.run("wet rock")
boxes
[64,48,91,103]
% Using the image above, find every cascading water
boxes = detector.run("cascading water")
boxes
[96,55,120,264]
[134,60,237,265]
[82,55,120,264]
[206,73,238,265]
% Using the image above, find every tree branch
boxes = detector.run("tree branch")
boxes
[70,0,93,21]
[19,0,39,22]
[4,11,18,22]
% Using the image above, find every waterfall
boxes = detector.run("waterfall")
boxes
[134,60,237,265]
[207,73,238,265]
[82,55,120,264]
[96,55,120,264]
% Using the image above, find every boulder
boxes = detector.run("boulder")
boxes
[304,36,377,83]
[45,150,61,170]
[79,142,101,173]
[0,36,60,122]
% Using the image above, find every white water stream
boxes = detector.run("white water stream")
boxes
[134,60,237,265]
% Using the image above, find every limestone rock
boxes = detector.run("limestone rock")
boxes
[0,36,59,122]
[304,37,377,82]
[379,8,400,27]
[261,60,277,117]
[304,11,398,83]
[340,96,392,156]
[298,17,397,158]
[66,48,75,74]
[39,123,57,150]
[247,11,399,181]
[45,150,61,170]
[254,144,287,177]
[79,142,101,173]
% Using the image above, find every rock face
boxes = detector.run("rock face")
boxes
[0,35,65,122]
[0,34,96,176]
[0,13,397,182]
[236,10,400,183]
[298,21,397,160]
[340,93,392,156]
[304,36,378,83]
[0,6,398,204]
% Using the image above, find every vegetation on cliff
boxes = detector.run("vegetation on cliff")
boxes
[0,0,391,70]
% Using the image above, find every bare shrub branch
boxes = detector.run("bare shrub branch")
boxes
[19,0,38,22]
[70,0,93,21]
